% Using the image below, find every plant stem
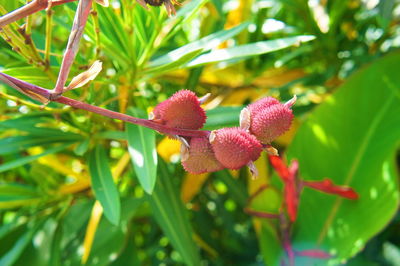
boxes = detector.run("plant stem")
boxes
[0,0,76,28]
[25,0,33,35]
[91,3,101,57]
[0,72,210,138]
[44,3,53,68]
[53,0,93,96]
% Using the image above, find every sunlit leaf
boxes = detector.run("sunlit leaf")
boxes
[148,22,250,68]
[186,35,315,67]
[284,53,400,264]
[0,143,73,173]
[88,145,121,226]
[126,108,158,194]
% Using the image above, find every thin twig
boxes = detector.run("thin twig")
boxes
[0,72,211,138]
[91,3,101,57]
[52,0,93,97]
[44,3,53,68]
[244,208,280,219]
[0,0,76,28]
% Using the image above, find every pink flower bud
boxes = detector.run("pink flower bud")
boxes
[247,97,294,144]
[152,90,206,130]
[181,137,224,174]
[210,127,262,170]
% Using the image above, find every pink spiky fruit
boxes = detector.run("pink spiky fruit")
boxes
[181,137,224,174]
[210,127,262,170]
[247,97,280,113]
[247,97,294,144]
[152,90,206,130]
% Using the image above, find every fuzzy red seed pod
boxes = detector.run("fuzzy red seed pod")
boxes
[181,137,224,174]
[246,97,294,144]
[247,97,280,114]
[210,127,262,170]
[152,90,206,130]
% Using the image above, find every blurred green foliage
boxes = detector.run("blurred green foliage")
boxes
[0,0,399,265]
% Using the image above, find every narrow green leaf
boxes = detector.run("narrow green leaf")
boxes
[148,22,250,68]
[88,145,121,226]
[148,159,200,266]
[0,135,81,155]
[203,106,242,130]
[0,184,41,209]
[86,198,144,265]
[0,143,73,173]
[74,139,90,156]
[126,108,158,194]
[49,222,63,266]
[95,130,127,141]
[144,49,204,75]
[186,35,315,67]
[0,225,38,266]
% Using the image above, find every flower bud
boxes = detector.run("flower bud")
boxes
[247,97,294,144]
[181,137,224,174]
[210,127,262,170]
[152,90,206,130]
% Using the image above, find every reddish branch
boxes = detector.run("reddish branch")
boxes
[0,0,77,28]
[0,72,210,138]
[52,0,93,96]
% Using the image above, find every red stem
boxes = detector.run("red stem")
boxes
[0,0,77,28]
[53,0,93,95]
[0,72,210,138]
[243,208,280,219]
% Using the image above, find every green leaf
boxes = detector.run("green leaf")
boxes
[126,108,158,195]
[186,35,315,67]
[203,106,242,130]
[0,143,73,173]
[88,145,121,226]
[0,135,82,155]
[0,184,41,209]
[144,49,204,76]
[280,52,400,264]
[0,224,39,266]
[148,22,250,68]
[73,138,90,156]
[86,198,144,266]
[2,67,58,88]
[148,159,200,266]
[95,130,127,141]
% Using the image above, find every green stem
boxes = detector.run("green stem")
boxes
[91,3,101,57]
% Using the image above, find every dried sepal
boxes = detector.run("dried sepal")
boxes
[284,95,297,108]
[198,93,211,104]
[95,0,109,7]
[265,145,279,156]
[65,60,102,91]
[210,127,262,170]
[239,107,251,131]
[247,161,259,179]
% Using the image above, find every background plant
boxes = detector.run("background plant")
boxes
[0,0,399,265]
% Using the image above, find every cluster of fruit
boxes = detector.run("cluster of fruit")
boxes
[151,90,295,174]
